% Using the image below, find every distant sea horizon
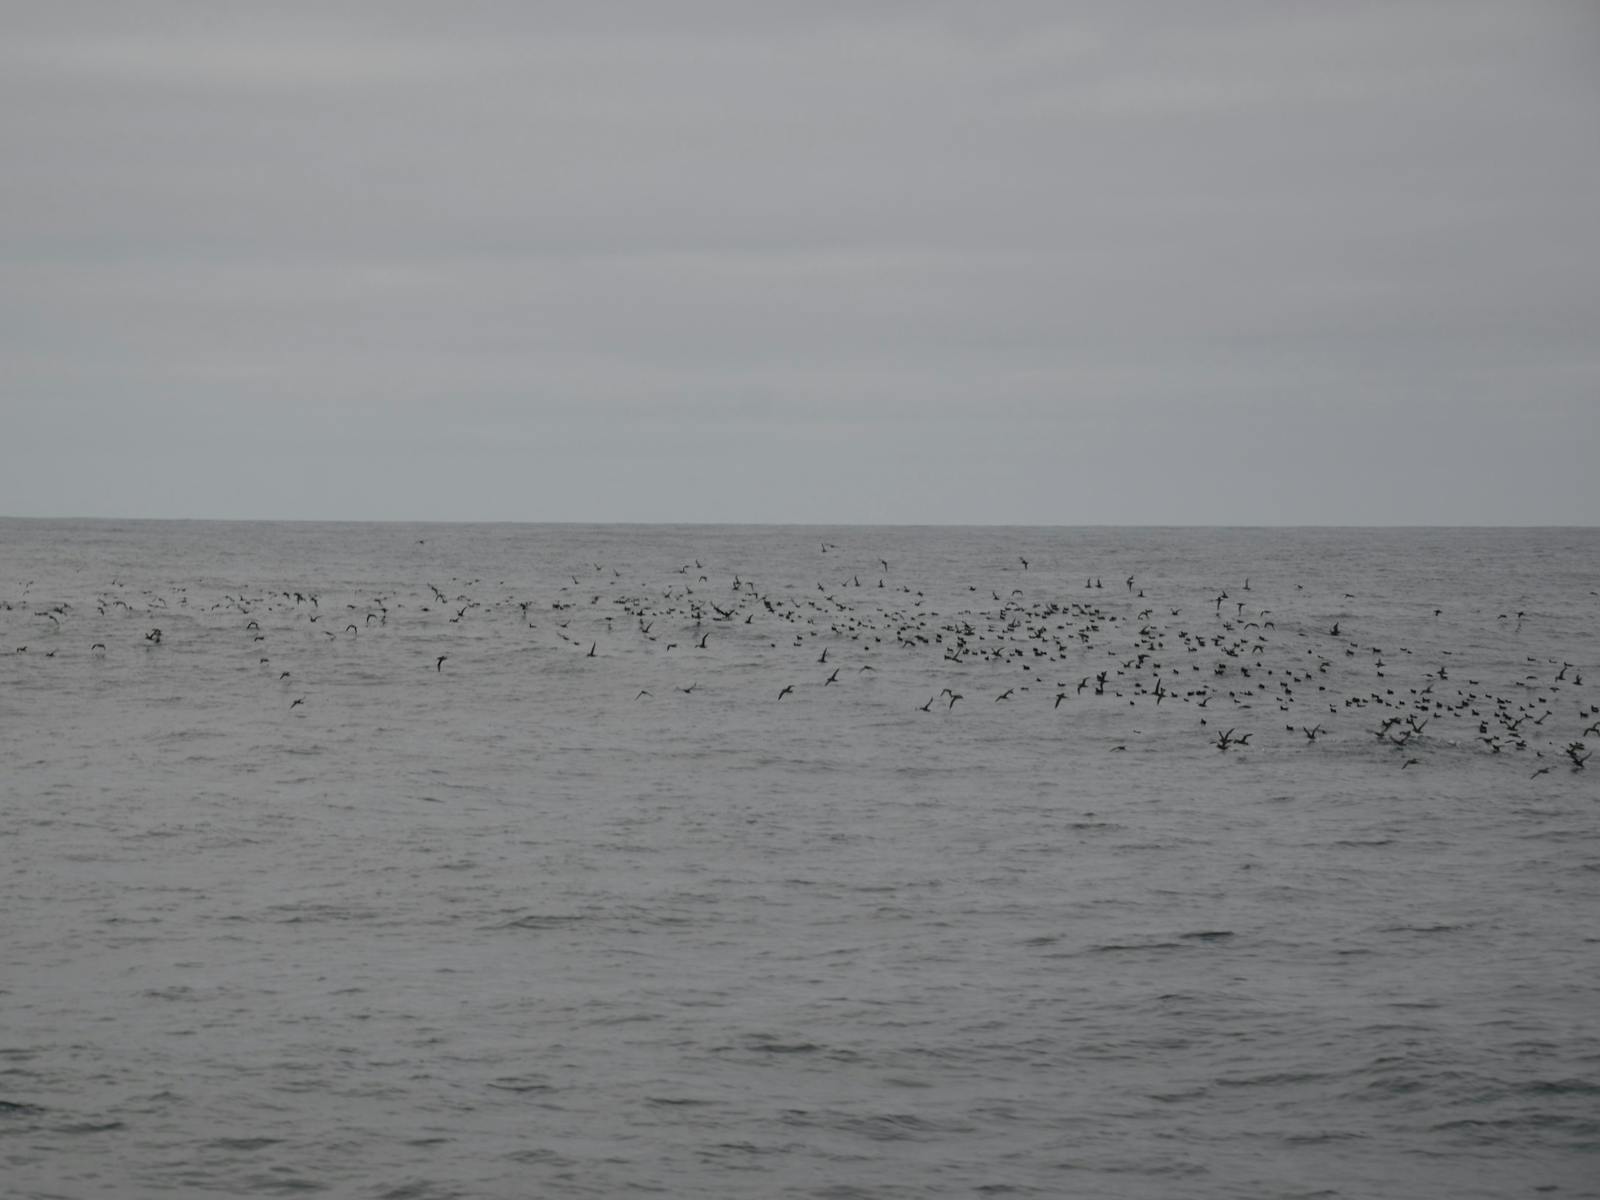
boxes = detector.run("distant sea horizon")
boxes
[5,514,1596,529]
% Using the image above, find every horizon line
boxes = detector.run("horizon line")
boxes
[4,514,1597,531]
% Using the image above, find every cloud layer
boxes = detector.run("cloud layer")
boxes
[4,3,1597,522]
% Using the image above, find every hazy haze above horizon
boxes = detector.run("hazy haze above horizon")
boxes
[3,2,1597,525]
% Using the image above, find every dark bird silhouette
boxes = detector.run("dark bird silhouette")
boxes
[587,642,596,657]
[824,668,840,686]
[778,685,795,699]
[290,697,304,709]
[436,655,448,671]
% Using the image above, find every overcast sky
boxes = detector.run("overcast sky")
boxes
[2,2,1596,524]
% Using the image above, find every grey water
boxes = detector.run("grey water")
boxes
[2,520,1597,1199]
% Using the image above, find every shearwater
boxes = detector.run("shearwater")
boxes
[2,520,1596,1198]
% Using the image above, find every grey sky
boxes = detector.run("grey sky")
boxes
[3,2,1596,524]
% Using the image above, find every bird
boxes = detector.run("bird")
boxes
[824,668,840,685]
[635,690,651,700]
[290,697,304,709]
[436,655,448,671]
[778,685,795,699]
[587,642,596,657]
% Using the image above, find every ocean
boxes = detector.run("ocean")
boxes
[2,520,1596,1198]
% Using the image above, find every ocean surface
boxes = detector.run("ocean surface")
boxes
[2,520,1597,1199]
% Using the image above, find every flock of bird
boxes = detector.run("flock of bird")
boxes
[5,542,1596,777]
